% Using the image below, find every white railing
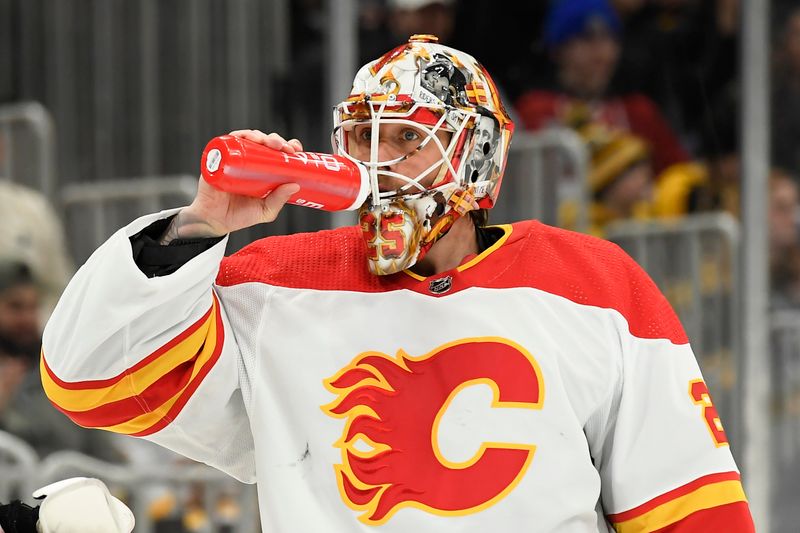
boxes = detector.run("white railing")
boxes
[493,128,590,230]
[0,430,39,503]
[0,102,57,200]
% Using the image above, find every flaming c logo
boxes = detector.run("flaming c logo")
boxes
[321,337,544,525]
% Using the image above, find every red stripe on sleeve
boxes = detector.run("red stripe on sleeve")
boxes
[651,501,754,532]
[130,307,226,436]
[53,359,196,427]
[42,303,214,390]
[607,472,742,523]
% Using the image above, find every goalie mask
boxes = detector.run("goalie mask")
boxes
[332,35,514,275]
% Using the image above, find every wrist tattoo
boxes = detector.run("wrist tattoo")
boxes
[159,210,222,244]
[158,216,182,245]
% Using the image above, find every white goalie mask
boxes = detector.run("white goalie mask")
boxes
[332,35,514,275]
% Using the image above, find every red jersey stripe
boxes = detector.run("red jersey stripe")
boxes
[608,472,749,532]
[607,471,741,522]
[130,310,225,436]
[51,358,196,427]
[41,302,213,390]
[42,294,225,435]
[650,501,754,532]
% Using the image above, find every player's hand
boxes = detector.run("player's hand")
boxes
[161,130,304,243]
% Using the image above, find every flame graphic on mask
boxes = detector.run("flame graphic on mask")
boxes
[321,337,544,525]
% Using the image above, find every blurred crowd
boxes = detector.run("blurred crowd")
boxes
[307,0,800,307]
[1,0,800,530]
[276,0,800,311]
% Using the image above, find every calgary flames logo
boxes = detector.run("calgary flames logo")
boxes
[321,337,544,525]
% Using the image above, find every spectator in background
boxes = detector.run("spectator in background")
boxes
[772,6,800,179]
[562,116,731,237]
[654,85,741,218]
[0,259,123,462]
[560,125,654,236]
[769,170,800,309]
[586,129,653,233]
[653,149,738,219]
[0,180,73,317]
[515,0,689,175]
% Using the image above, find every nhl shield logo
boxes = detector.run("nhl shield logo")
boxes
[428,276,453,294]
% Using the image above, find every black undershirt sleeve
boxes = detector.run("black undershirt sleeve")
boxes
[129,216,224,278]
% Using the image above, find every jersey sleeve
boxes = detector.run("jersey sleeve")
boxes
[40,210,256,483]
[586,253,754,532]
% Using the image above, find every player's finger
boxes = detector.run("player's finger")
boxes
[287,139,304,152]
[261,183,300,222]
[229,130,290,151]
[228,129,270,141]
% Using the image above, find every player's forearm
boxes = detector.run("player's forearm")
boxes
[159,207,227,244]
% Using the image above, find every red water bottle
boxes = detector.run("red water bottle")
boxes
[200,135,370,211]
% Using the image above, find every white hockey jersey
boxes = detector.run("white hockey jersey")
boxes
[41,210,754,532]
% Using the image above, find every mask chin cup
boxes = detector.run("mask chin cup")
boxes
[359,201,424,276]
[358,187,479,276]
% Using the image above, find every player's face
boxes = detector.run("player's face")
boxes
[347,123,452,192]
[0,283,40,348]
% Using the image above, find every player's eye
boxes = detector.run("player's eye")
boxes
[358,128,372,141]
[401,129,420,142]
